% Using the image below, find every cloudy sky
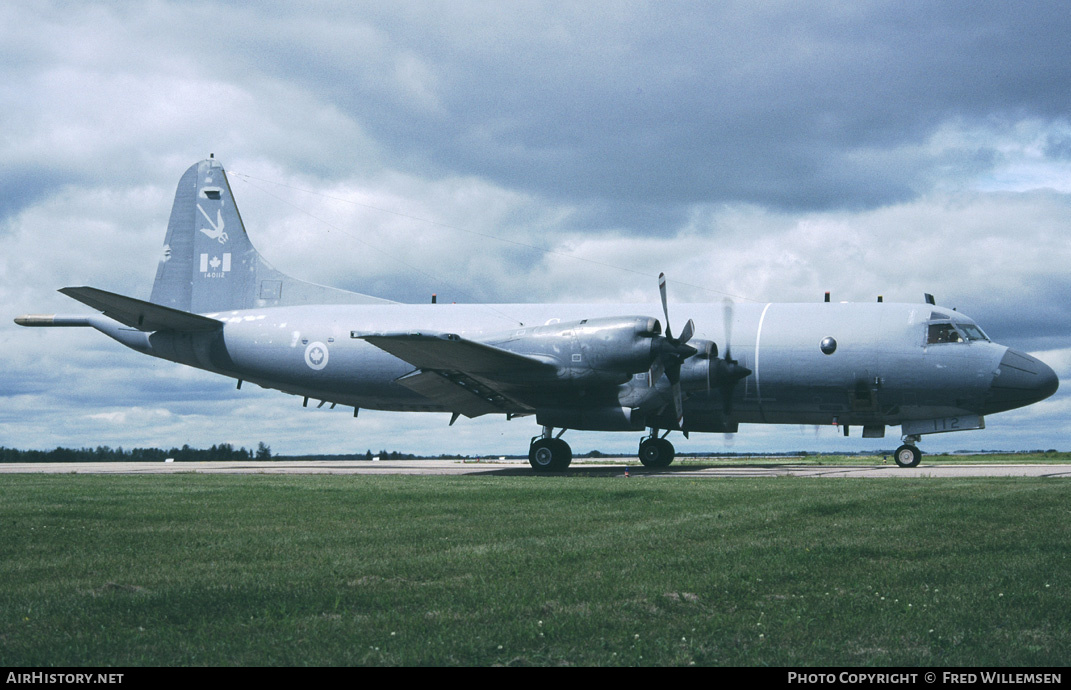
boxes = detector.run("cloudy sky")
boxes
[2,1,1068,457]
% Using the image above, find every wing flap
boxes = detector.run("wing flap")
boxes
[395,370,523,417]
[60,286,222,333]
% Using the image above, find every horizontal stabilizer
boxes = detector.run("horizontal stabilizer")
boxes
[59,286,222,333]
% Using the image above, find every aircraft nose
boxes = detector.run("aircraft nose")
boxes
[985,348,1059,413]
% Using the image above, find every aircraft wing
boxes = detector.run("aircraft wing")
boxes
[59,286,222,332]
[359,332,552,417]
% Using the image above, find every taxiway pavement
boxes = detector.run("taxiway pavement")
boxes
[2,459,1069,478]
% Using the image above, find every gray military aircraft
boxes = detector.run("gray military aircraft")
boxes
[16,158,1059,470]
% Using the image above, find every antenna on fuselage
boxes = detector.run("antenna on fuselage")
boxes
[924,293,936,305]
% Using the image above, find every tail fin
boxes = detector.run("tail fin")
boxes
[150,158,391,313]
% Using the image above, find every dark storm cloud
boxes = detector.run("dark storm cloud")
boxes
[234,1,1071,215]
[12,2,1069,221]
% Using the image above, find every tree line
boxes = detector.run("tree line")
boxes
[0,442,272,463]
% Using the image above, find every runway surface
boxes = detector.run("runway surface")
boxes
[2,459,1070,478]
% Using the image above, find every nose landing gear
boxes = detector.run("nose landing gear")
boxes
[894,435,922,468]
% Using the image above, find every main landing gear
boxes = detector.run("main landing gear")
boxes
[528,427,572,472]
[894,435,922,468]
[638,429,675,468]
[528,426,680,472]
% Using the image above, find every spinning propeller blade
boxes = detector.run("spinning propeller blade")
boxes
[715,298,750,416]
[653,273,696,423]
[651,274,752,424]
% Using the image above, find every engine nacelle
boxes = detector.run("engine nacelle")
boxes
[495,315,661,385]
[574,316,661,374]
[683,414,739,433]
[679,339,714,391]
[536,406,646,431]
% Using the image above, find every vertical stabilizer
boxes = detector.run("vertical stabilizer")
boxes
[150,158,391,313]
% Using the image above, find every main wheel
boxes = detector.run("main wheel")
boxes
[894,444,922,468]
[638,437,675,468]
[529,438,572,472]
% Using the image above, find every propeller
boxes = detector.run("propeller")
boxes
[709,298,751,416]
[649,274,751,424]
[651,273,697,423]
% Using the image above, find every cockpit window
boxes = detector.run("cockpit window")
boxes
[958,324,989,341]
[927,323,963,344]
[927,321,988,344]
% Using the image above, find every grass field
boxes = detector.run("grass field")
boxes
[1,474,1069,666]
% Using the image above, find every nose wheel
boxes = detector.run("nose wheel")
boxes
[894,439,922,468]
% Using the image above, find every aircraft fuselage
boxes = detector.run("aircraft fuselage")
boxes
[93,299,1055,436]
